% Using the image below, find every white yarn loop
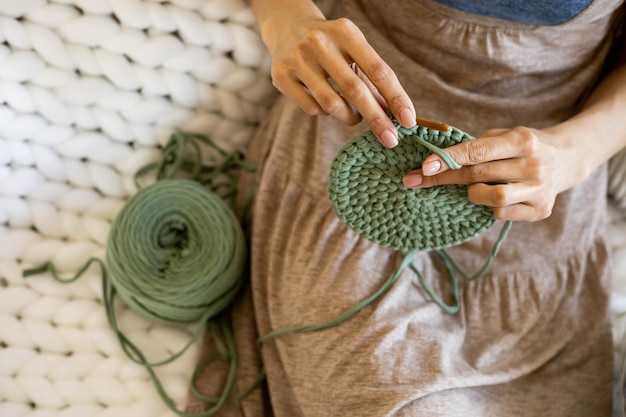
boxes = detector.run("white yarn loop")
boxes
[59,15,120,47]
[1,81,36,113]
[24,4,80,29]
[0,51,45,82]
[25,22,74,70]
[0,17,32,49]
[0,0,46,19]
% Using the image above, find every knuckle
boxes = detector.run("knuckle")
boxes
[303,104,324,116]
[388,94,411,111]
[490,186,509,207]
[340,78,366,99]
[466,141,491,164]
[344,114,363,126]
[527,159,547,180]
[271,77,283,91]
[367,60,393,83]
[318,93,343,114]
[534,202,553,220]
[427,175,442,187]
[270,65,290,86]
[368,115,388,133]
[514,127,540,154]
[303,28,326,47]
[332,18,358,35]
[463,164,485,183]
[492,207,508,221]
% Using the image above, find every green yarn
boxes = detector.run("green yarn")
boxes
[328,118,512,313]
[106,179,246,324]
[24,132,256,417]
[329,120,495,252]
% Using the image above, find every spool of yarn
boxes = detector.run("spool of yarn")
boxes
[106,178,246,324]
[23,133,255,416]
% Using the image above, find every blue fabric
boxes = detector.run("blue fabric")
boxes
[433,0,594,25]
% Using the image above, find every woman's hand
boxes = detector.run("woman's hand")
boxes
[402,127,588,222]
[258,9,416,147]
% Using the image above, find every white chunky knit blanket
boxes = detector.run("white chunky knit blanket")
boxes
[0,0,275,416]
[1,1,626,417]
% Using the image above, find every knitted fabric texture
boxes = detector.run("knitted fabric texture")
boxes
[0,1,275,415]
[329,121,495,252]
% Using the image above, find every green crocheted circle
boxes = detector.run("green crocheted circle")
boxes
[328,122,496,252]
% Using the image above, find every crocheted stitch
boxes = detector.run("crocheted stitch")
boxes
[328,120,496,252]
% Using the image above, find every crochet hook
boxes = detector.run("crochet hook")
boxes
[416,116,450,132]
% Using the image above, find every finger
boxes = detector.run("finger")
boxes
[320,53,400,147]
[469,183,553,221]
[467,182,535,207]
[286,48,361,125]
[325,18,416,130]
[272,66,327,117]
[351,63,388,109]
[493,203,552,222]
[403,159,528,189]
[296,62,362,125]
[346,41,416,129]
[284,81,329,117]
[420,129,537,176]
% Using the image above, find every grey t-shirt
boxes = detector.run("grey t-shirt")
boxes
[434,0,594,24]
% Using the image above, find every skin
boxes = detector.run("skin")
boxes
[252,0,626,222]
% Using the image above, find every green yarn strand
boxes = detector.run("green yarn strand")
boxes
[134,132,256,204]
[409,256,461,314]
[257,252,416,344]
[436,219,512,282]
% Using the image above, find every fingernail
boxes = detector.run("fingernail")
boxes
[403,172,423,188]
[422,159,442,176]
[399,108,416,128]
[381,129,398,148]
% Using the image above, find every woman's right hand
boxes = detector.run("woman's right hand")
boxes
[257,6,416,148]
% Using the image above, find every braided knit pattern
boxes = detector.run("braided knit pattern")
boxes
[0,1,275,416]
[329,122,495,252]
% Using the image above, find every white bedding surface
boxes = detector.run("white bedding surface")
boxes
[0,1,274,415]
[0,1,624,416]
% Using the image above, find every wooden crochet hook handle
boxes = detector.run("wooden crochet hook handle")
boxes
[416,116,450,132]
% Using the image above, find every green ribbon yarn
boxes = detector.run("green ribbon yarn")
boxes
[106,178,246,325]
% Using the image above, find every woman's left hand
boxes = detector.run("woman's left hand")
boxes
[402,126,587,222]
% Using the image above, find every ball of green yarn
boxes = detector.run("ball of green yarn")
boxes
[106,179,246,324]
[328,122,496,252]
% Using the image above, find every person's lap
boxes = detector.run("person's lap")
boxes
[237,97,613,416]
